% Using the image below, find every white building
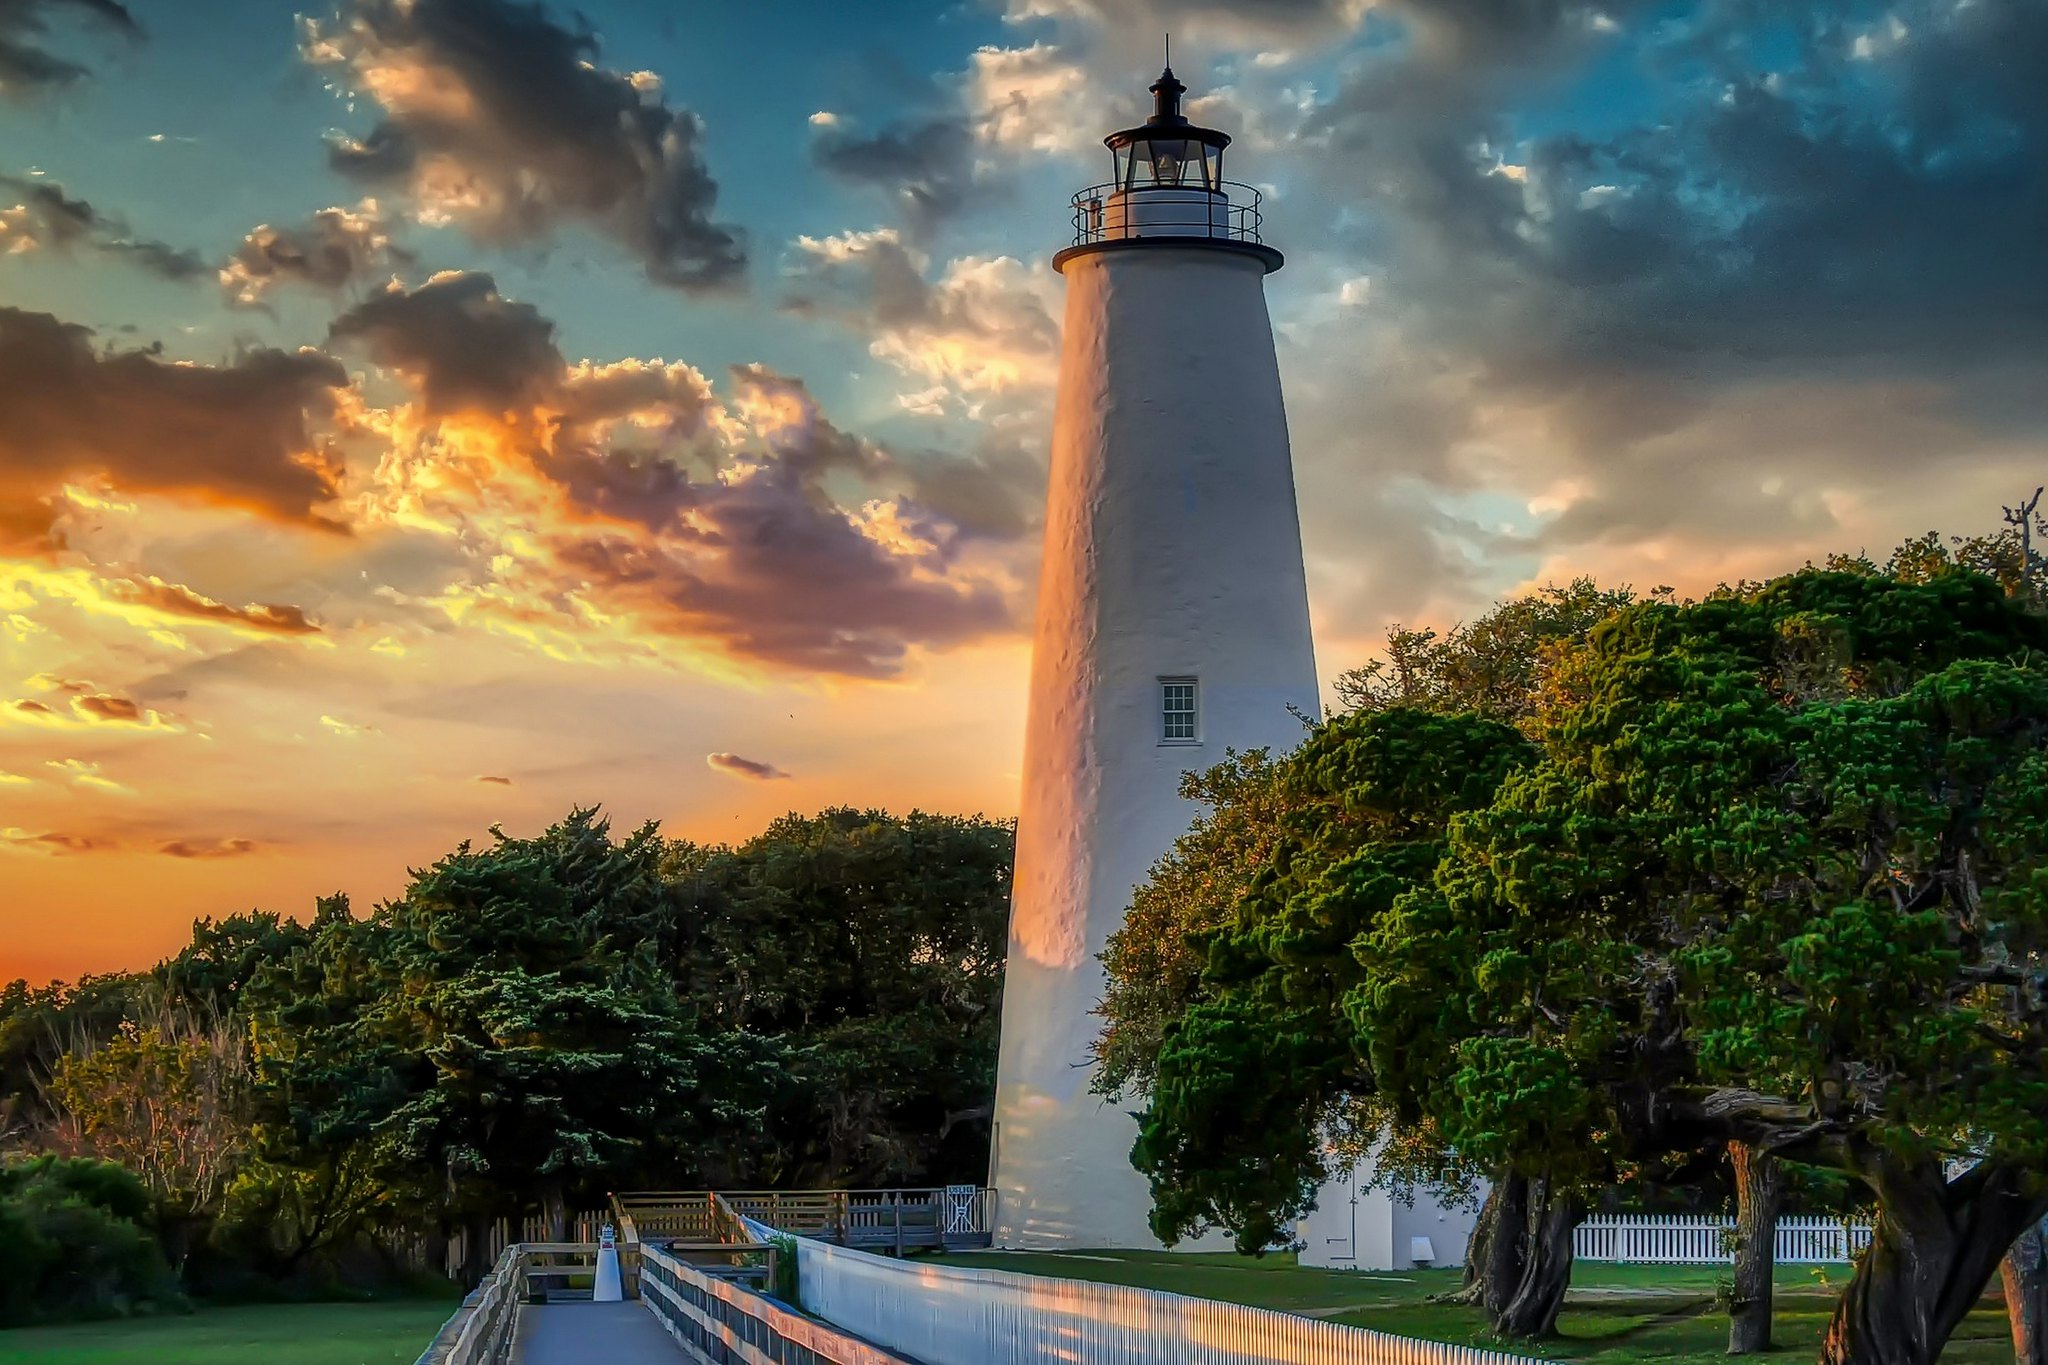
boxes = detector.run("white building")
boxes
[988,66,1319,1250]
[1295,1165,1483,1273]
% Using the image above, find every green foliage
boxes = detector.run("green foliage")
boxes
[1131,562,2048,1324]
[5,803,1013,1304]
[665,808,1013,1185]
[1130,708,1532,1249]
[0,1156,183,1326]
[1095,749,1293,1099]
[1333,577,1646,728]
[767,1231,798,1303]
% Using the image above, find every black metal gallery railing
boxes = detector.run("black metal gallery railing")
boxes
[1067,181,1266,247]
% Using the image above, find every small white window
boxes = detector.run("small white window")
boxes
[1160,678,1198,743]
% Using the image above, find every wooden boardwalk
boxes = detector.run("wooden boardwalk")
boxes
[514,1301,685,1363]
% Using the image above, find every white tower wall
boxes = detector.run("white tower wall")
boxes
[991,243,1319,1249]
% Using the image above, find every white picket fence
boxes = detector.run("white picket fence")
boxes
[1574,1214,1873,1265]
[745,1217,1543,1365]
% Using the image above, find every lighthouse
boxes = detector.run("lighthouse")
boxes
[989,66,1320,1250]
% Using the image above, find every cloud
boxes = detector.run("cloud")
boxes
[115,578,323,637]
[475,774,512,785]
[0,173,207,280]
[319,714,373,737]
[221,199,410,307]
[330,270,562,417]
[158,837,259,859]
[0,307,348,550]
[705,751,789,781]
[0,827,115,854]
[0,0,138,101]
[807,43,1099,235]
[813,116,977,241]
[1268,0,2048,619]
[3,687,180,731]
[783,229,1060,412]
[328,273,1019,678]
[1006,0,1369,46]
[304,0,745,289]
[967,43,1100,155]
[45,757,131,794]
[0,562,328,651]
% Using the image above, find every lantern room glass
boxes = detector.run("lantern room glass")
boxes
[1112,137,1223,192]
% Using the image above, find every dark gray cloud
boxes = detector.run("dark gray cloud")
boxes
[222,201,411,307]
[0,307,348,549]
[0,174,206,280]
[813,117,977,239]
[0,0,136,100]
[552,458,1012,678]
[306,0,746,289]
[330,271,563,416]
[705,751,789,781]
[1267,0,2048,597]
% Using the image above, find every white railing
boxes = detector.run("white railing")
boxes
[1574,1214,1874,1265]
[638,1240,910,1364]
[743,1217,1541,1365]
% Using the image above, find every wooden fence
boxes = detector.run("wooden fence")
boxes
[617,1187,996,1254]
[442,1210,609,1281]
[1574,1214,1874,1265]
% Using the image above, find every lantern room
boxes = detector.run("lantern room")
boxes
[1107,67,1229,192]
[1056,66,1281,274]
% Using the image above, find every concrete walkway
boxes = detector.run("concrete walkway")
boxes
[514,1301,687,1363]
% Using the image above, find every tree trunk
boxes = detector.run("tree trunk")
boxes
[539,1177,567,1243]
[461,1212,493,1286]
[1727,1140,1785,1354]
[1481,1173,1532,1323]
[1492,1178,1582,1340]
[1434,1180,1504,1305]
[1820,1156,2048,1365]
[2005,1220,2048,1365]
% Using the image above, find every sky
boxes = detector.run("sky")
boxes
[1,0,2043,983]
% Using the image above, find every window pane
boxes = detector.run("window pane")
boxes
[1161,680,1197,741]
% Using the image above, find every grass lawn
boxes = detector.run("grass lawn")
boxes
[0,1299,462,1365]
[930,1250,2016,1363]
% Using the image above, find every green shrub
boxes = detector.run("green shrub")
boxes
[0,1156,185,1326]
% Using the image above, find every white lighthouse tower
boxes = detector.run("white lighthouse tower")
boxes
[990,66,1320,1250]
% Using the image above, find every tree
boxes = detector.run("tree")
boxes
[1094,750,1292,1100]
[1332,577,1644,727]
[664,808,1013,1186]
[2006,1217,2048,1365]
[1107,580,1639,1339]
[157,912,311,1017]
[1132,568,2048,1359]
[367,810,754,1261]
[1726,1140,1786,1352]
[44,1007,248,1264]
[1132,707,1546,1328]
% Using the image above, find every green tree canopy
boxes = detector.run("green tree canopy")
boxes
[1135,568,2048,1362]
